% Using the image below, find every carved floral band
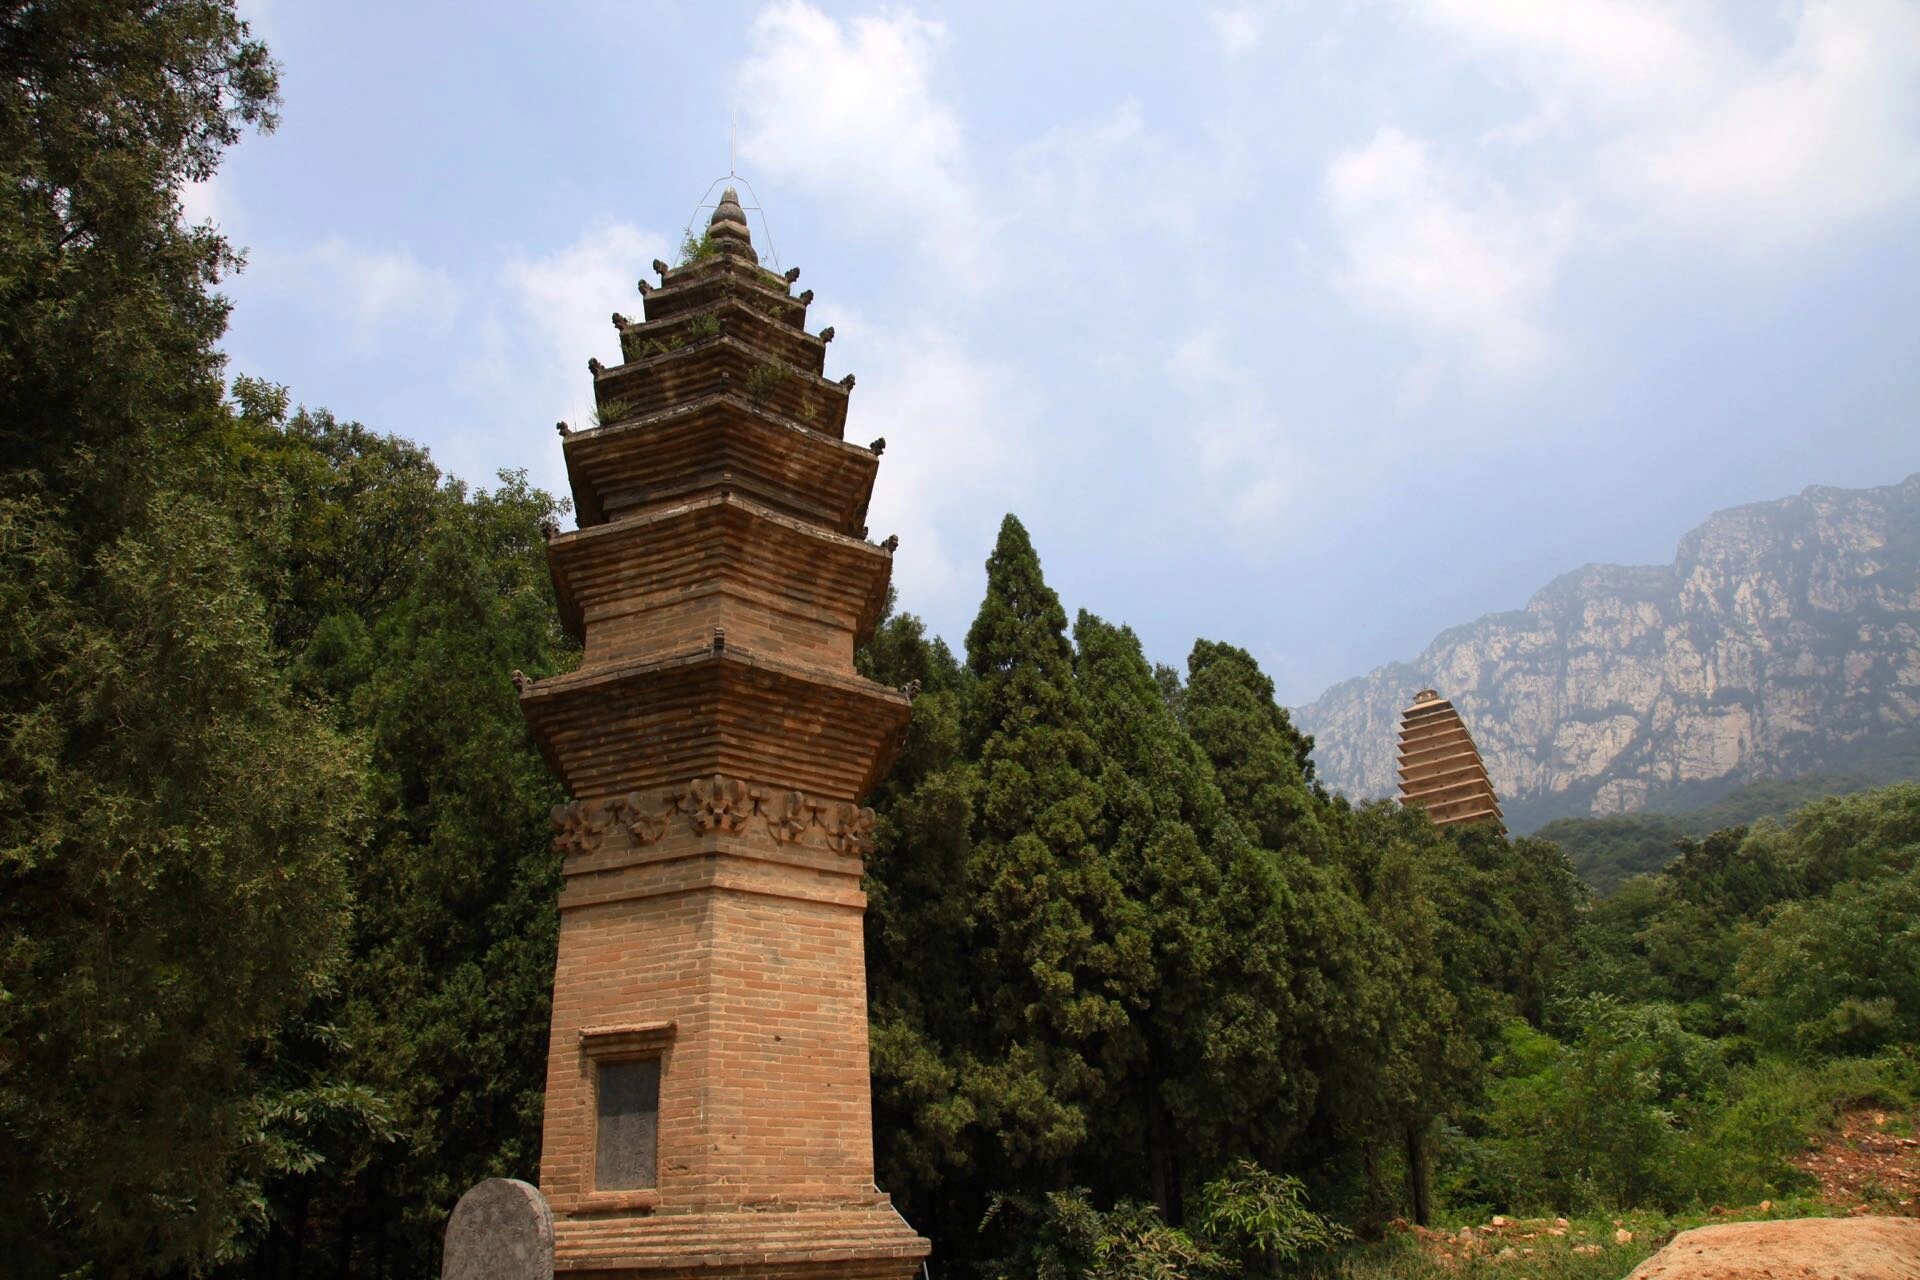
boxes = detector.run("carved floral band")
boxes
[551,774,877,858]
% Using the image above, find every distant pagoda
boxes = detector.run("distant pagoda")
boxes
[1396,689,1505,832]
[516,189,929,1279]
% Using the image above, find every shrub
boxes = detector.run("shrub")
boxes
[1198,1161,1353,1269]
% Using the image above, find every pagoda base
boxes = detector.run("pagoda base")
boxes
[553,1200,930,1279]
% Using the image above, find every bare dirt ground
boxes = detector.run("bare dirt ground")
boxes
[1793,1108,1920,1215]
[1626,1217,1920,1279]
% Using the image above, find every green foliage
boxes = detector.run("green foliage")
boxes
[993,1165,1350,1280]
[1673,1054,1914,1204]
[1451,1000,1724,1213]
[991,1189,1230,1280]
[632,332,685,359]
[593,396,634,427]
[0,0,277,529]
[1433,778,1920,1235]
[745,360,789,405]
[1777,782,1920,894]
[215,405,575,1275]
[0,4,379,1272]
[1183,639,1329,860]
[961,516,1140,1168]
[677,228,717,265]
[0,485,361,1272]
[854,517,1589,1270]
[1533,811,1688,898]
[1197,1161,1353,1265]
[1538,774,1920,898]
[1738,866,1920,1055]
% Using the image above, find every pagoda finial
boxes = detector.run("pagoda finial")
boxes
[708,186,758,263]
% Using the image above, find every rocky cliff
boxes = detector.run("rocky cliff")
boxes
[1297,474,1920,830]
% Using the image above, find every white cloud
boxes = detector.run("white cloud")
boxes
[319,239,459,333]
[503,221,670,411]
[1408,0,1920,248]
[1012,103,1214,248]
[735,1,990,277]
[179,175,222,229]
[829,310,1027,611]
[1326,1,1920,377]
[1208,5,1263,56]
[1602,0,1920,247]
[1324,128,1577,382]
[1166,329,1313,532]
[250,237,459,347]
[467,221,674,497]
[1410,0,1725,122]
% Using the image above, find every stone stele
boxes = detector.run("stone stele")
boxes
[442,1178,555,1280]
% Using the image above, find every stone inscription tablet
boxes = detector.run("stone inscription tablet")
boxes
[595,1058,660,1190]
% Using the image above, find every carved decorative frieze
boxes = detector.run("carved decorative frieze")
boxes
[612,792,669,846]
[552,801,613,856]
[823,802,874,855]
[681,775,764,834]
[551,775,876,858]
[769,790,818,843]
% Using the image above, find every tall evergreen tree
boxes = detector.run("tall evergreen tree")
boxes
[857,606,983,1250]
[1,0,277,528]
[1176,640,1413,1213]
[1073,612,1317,1219]
[317,471,570,1274]
[217,410,574,1277]
[0,6,372,1272]
[960,516,1148,1177]
[1182,640,1331,862]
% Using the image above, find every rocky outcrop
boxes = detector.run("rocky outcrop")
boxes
[1626,1217,1920,1279]
[1298,474,1920,828]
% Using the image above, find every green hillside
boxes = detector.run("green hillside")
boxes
[1540,758,1920,895]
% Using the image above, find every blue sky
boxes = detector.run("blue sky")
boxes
[199,0,1920,705]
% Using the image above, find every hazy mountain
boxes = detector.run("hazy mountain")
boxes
[1297,474,1920,832]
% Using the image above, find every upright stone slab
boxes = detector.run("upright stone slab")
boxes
[1397,689,1505,832]
[443,1179,555,1280]
[517,190,930,1278]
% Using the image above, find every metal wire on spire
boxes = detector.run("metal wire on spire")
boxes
[684,166,780,271]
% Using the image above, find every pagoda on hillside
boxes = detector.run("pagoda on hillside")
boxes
[516,190,930,1278]
[1396,689,1505,832]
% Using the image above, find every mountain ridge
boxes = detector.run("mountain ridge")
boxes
[1297,473,1920,831]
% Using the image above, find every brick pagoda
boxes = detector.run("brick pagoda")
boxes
[1396,689,1505,832]
[517,190,930,1278]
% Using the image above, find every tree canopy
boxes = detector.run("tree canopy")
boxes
[2,8,1911,1274]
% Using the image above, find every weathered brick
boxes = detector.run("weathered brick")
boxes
[518,200,928,1280]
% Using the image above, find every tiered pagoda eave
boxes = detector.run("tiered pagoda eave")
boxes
[1396,689,1505,832]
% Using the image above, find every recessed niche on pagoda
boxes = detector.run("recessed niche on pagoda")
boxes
[1396,689,1505,833]
[516,189,930,1280]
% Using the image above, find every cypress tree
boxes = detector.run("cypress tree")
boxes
[236,456,575,1276]
[1075,611,1310,1219]
[0,484,363,1271]
[0,7,370,1270]
[960,516,1147,1169]
[857,607,981,1250]
[1177,639,1391,1194]
[1184,640,1331,861]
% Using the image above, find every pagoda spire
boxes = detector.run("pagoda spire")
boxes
[706,185,756,262]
